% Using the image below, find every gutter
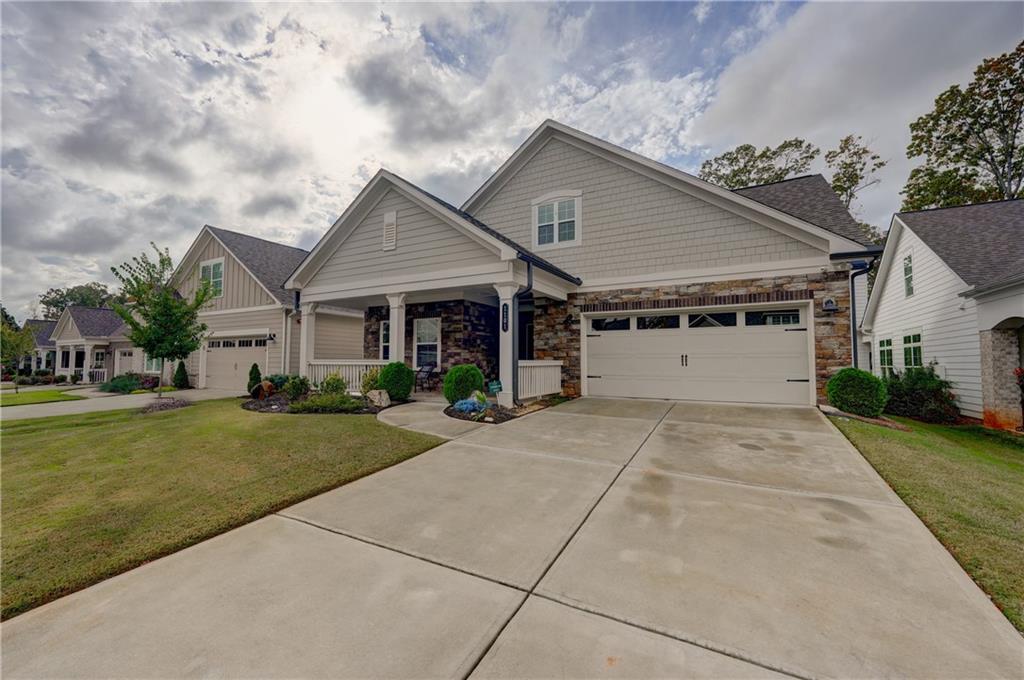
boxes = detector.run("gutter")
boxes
[848,256,879,369]
[511,260,534,406]
[516,252,582,286]
[830,245,884,261]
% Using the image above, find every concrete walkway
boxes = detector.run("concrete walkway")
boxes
[376,399,486,439]
[0,388,243,420]
[3,399,1021,678]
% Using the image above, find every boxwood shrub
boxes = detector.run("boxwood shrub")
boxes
[100,373,143,394]
[378,362,414,401]
[826,367,888,418]
[442,364,485,404]
[319,373,348,395]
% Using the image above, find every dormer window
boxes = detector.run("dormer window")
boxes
[533,191,581,250]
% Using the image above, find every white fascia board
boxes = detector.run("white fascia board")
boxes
[198,303,283,317]
[860,215,902,332]
[463,120,862,253]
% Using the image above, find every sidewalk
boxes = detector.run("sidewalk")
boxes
[0,388,243,421]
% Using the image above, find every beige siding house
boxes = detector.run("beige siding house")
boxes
[286,120,879,407]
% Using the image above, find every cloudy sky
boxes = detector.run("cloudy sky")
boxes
[1,1,1019,321]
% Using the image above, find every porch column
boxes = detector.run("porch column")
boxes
[494,284,519,407]
[83,344,93,382]
[386,293,407,365]
[299,303,317,377]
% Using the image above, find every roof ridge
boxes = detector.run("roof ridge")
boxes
[734,174,820,191]
[206,225,309,254]
[896,198,1023,216]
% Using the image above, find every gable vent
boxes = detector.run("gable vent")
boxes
[382,210,397,251]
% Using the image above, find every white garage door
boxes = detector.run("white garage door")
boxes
[205,338,268,391]
[586,306,811,405]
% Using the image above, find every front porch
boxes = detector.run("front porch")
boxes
[299,281,567,405]
[54,343,111,384]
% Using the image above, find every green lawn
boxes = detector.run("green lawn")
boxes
[832,416,1024,632]
[0,388,84,407]
[1,399,442,619]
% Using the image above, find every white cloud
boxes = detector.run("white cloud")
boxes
[691,1,1021,226]
[692,0,712,25]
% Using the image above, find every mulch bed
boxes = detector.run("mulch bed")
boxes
[240,393,382,415]
[140,398,192,414]
[444,404,518,424]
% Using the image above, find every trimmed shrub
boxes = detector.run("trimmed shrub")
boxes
[319,373,348,395]
[33,369,51,377]
[378,361,414,401]
[283,375,311,401]
[360,366,381,396]
[247,363,262,393]
[289,393,363,414]
[442,364,485,405]
[101,373,143,394]
[826,367,888,418]
[884,365,959,424]
[14,376,32,386]
[173,361,190,389]
[54,374,68,384]
[70,373,81,384]
[453,397,486,414]
[263,374,291,390]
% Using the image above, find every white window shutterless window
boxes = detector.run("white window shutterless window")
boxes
[380,320,391,360]
[532,191,581,250]
[143,355,162,373]
[200,257,224,298]
[413,318,440,369]
[903,253,914,297]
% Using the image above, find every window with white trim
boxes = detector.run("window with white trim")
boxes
[413,318,440,369]
[200,257,224,298]
[903,333,922,368]
[143,355,162,373]
[903,254,914,297]
[380,320,390,360]
[534,194,580,249]
[878,338,893,377]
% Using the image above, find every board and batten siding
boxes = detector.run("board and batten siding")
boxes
[313,314,363,359]
[178,234,276,312]
[869,225,982,417]
[473,138,825,281]
[306,188,498,289]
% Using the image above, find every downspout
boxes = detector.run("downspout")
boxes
[849,257,878,369]
[511,257,533,405]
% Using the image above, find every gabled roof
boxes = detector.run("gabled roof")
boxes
[23,319,56,349]
[287,169,581,289]
[204,226,309,304]
[734,175,871,246]
[896,200,1024,289]
[65,306,126,338]
[462,119,867,253]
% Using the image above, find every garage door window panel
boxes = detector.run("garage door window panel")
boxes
[591,317,631,332]
[688,312,737,328]
[745,309,800,326]
[637,315,680,330]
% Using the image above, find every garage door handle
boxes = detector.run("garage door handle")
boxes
[680,354,688,367]
[787,379,810,382]
[785,328,808,332]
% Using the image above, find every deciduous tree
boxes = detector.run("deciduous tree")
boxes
[1,325,36,392]
[38,282,124,320]
[902,41,1024,210]
[110,244,212,397]
[698,138,820,188]
[826,135,887,209]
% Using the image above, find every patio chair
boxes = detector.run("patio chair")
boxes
[414,362,437,393]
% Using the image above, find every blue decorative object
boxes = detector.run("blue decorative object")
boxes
[454,398,485,413]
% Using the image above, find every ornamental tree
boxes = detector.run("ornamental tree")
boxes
[1,325,36,393]
[110,243,212,397]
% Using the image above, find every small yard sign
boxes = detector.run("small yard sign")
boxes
[488,379,502,395]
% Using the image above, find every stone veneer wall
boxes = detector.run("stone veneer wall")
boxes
[533,269,852,401]
[979,328,1024,431]
[363,300,499,379]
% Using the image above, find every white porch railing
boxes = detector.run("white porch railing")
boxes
[307,360,389,389]
[518,360,562,400]
[87,368,107,384]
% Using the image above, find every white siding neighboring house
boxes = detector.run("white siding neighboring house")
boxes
[862,200,1024,429]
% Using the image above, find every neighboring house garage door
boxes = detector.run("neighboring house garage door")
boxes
[585,306,811,405]
[205,338,267,391]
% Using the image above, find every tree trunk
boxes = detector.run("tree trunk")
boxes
[158,358,164,398]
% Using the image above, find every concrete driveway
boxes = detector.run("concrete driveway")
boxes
[4,398,1021,678]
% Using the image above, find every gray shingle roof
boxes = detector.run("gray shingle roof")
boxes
[897,199,1024,289]
[23,319,56,349]
[206,226,309,304]
[66,306,126,338]
[395,175,583,285]
[734,174,871,246]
